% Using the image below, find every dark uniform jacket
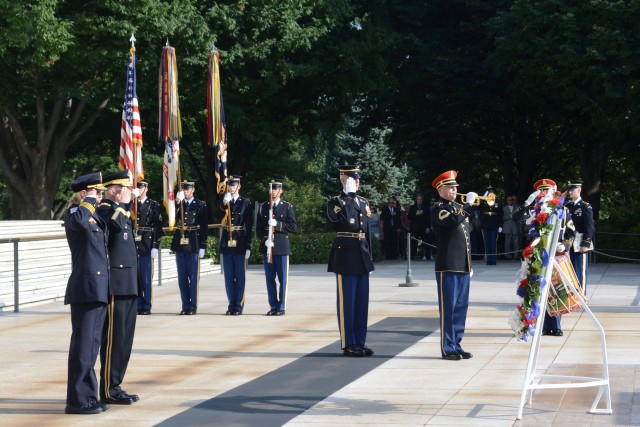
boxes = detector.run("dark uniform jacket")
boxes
[135,198,163,256]
[170,198,208,253]
[64,198,110,305]
[218,196,253,255]
[478,198,503,230]
[327,192,375,275]
[256,200,297,256]
[97,199,139,296]
[565,199,594,250]
[431,198,471,273]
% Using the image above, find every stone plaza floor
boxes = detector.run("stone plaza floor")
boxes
[1,259,638,426]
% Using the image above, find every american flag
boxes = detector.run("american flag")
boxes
[119,46,144,181]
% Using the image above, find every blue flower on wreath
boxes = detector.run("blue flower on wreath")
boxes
[542,249,549,266]
[532,300,541,318]
[517,286,527,298]
[555,208,564,219]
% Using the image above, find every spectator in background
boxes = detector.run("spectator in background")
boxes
[380,196,401,260]
[409,193,429,260]
[502,195,521,260]
[369,207,381,241]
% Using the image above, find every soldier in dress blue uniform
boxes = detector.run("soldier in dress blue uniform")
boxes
[478,185,503,265]
[64,172,110,415]
[327,165,375,357]
[564,179,594,294]
[134,180,163,315]
[431,170,473,361]
[97,169,140,405]
[525,179,575,337]
[219,175,253,315]
[171,179,209,315]
[256,179,298,316]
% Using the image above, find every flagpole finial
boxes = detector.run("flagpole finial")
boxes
[166,38,170,47]
[130,34,136,47]
[211,43,219,55]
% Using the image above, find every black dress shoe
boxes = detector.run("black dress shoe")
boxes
[180,310,187,315]
[551,329,563,336]
[343,345,366,357]
[232,310,242,316]
[65,402,103,414]
[360,345,374,356]
[90,399,110,412]
[139,310,151,315]
[225,309,233,315]
[542,329,552,336]
[442,352,462,360]
[266,309,277,316]
[274,310,285,316]
[102,392,134,405]
[458,350,473,359]
[186,310,196,315]
[122,392,139,402]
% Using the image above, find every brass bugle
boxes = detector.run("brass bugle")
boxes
[457,192,496,206]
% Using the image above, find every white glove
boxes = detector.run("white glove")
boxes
[556,243,565,253]
[198,248,205,259]
[176,191,185,202]
[498,227,503,233]
[524,190,540,207]
[483,191,489,198]
[344,177,356,194]
[245,249,251,259]
[132,188,141,198]
[465,191,478,205]
[223,192,232,203]
[151,248,159,259]
[268,218,277,226]
[265,239,274,248]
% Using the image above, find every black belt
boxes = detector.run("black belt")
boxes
[136,227,154,232]
[483,212,497,216]
[337,231,366,239]
[224,226,246,231]
[180,226,201,231]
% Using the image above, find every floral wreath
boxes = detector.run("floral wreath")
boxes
[508,190,565,342]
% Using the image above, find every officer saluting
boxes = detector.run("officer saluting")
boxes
[134,180,163,315]
[97,169,140,405]
[564,179,594,293]
[256,179,298,316]
[431,170,473,361]
[64,172,110,415]
[171,179,209,315]
[219,175,253,315]
[327,165,375,357]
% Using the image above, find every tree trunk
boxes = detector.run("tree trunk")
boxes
[0,96,109,219]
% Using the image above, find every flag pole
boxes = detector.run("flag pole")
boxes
[130,33,139,230]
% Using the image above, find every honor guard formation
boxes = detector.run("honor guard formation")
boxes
[61,163,596,414]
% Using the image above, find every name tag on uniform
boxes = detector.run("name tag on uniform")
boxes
[123,232,128,240]
[349,218,355,224]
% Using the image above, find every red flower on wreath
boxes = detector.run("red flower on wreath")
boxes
[536,212,548,223]
[519,278,528,288]
[548,197,561,206]
[522,245,534,259]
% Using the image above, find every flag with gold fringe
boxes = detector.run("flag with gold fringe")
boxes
[159,44,182,231]
[119,36,144,182]
[207,46,228,194]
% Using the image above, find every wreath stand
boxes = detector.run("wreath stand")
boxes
[516,217,612,420]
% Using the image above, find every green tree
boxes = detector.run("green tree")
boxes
[0,0,210,219]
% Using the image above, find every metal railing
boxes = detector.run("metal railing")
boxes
[0,224,225,313]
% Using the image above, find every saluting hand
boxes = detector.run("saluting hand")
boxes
[118,186,132,204]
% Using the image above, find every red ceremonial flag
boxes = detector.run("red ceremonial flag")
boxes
[159,44,182,230]
[119,39,144,182]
